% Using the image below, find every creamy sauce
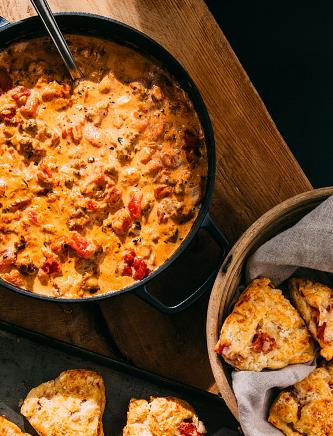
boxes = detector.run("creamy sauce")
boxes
[0,35,207,298]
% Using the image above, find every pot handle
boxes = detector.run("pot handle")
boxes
[134,213,229,314]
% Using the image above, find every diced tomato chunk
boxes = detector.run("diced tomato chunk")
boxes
[317,322,327,342]
[120,249,150,279]
[251,331,276,353]
[0,68,12,94]
[312,308,320,323]
[86,198,98,211]
[0,105,16,119]
[179,422,201,436]
[312,308,327,341]
[11,86,31,105]
[123,249,136,266]
[71,124,83,144]
[121,249,149,278]
[36,162,54,187]
[42,165,52,178]
[41,259,61,274]
[0,248,16,272]
[121,265,133,277]
[128,192,142,219]
[26,209,39,225]
[133,257,149,280]
[62,123,83,144]
[67,232,96,258]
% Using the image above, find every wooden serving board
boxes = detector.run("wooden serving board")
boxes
[0,0,312,392]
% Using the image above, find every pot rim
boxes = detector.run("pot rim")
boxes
[0,12,217,303]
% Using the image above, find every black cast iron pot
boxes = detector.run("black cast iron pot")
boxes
[0,13,228,313]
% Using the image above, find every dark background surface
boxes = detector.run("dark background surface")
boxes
[205,1,332,188]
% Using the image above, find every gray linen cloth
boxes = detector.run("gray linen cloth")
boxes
[231,195,333,436]
[247,195,333,284]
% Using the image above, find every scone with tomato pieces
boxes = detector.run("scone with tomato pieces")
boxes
[269,363,333,436]
[123,396,206,436]
[290,278,333,360]
[20,369,105,436]
[215,277,315,371]
[0,416,31,435]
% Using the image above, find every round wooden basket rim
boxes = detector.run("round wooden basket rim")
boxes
[206,187,333,421]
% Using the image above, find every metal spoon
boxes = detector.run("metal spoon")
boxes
[30,0,82,80]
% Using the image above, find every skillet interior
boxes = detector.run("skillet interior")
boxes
[0,13,216,303]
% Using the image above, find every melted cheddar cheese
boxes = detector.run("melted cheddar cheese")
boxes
[0,35,206,298]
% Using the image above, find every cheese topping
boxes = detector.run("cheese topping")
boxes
[0,35,206,298]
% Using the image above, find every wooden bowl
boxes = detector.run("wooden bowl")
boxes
[207,187,333,420]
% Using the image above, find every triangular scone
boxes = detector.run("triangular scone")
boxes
[0,416,31,435]
[269,363,333,436]
[20,369,105,436]
[289,278,333,360]
[215,277,315,371]
[123,396,206,435]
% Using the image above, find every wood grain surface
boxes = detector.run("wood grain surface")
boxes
[0,286,117,356]
[0,0,312,391]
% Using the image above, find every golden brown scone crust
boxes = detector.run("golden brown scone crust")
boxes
[290,278,333,360]
[215,277,315,371]
[269,363,333,435]
[20,369,105,436]
[123,396,206,435]
[0,416,31,435]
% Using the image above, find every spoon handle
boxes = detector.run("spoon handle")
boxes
[30,0,82,80]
